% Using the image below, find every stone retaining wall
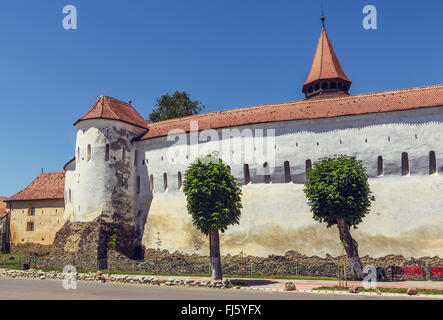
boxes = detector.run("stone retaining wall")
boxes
[27,248,443,281]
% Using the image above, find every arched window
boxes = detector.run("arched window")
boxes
[377,156,383,176]
[244,164,251,185]
[77,147,80,163]
[163,173,168,192]
[87,144,91,162]
[177,172,182,189]
[226,165,231,175]
[305,159,312,173]
[136,176,140,194]
[105,144,110,161]
[284,161,291,183]
[149,175,154,192]
[429,151,437,175]
[401,152,409,176]
[263,162,271,184]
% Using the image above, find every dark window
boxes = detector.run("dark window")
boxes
[137,176,140,194]
[87,144,91,162]
[284,161,291,183]
[150,175,154,192]
[314,84,320,91]
[377,156,383,176]
[29,207,35,216]
[401,152,409,176]
[343,84,348,91]
[244,164,251,185]
[69,189,72,203]
[321,82,328,89]
[26,222,34,232]
[330,82,337,89]
[178,172,182,189]
[263,162,271,184]
[430,151,437,175]
[105,144,110,161]
[77,147,80,162]
[122,148,126,163]
[308,86,313,93]
[134,151,138,166]
[305,159,312,173]
[163,173,168,191]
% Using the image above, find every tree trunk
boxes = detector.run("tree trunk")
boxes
[209,230,223,280]
[337,218,363,280]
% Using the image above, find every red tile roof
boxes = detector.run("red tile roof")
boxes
[303,26,351,93]
[0,197,7,218]
[7,172,65,202]
[74,95,148,129]
[140,84,443,140]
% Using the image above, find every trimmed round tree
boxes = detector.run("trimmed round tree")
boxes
[183,156,242,280]
[303,155,375,280]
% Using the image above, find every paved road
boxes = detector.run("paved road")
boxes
[0,277,438,300]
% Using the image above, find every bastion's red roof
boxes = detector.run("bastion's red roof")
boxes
[75,95,148,129]
[7,172,65,202]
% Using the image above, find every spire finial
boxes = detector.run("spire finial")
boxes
[321,1,325,28]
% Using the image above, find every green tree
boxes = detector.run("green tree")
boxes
[149,91,204,123]
[303,155,375,280]
[183,156,242,280]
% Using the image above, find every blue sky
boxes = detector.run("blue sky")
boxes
[0,0,442,196]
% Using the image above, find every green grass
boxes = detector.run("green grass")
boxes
[0,254,26,270]
[313,286,443,295]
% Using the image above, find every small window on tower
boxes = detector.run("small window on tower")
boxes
[321,82,328,89]
[27,222,34,231]
[330,82,337,89]
[314,84,320,91]
[105,144,110,161]
[87,144,91,162]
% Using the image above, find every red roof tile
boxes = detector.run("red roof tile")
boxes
[140,85,443,140]
[303,26,351,93]
[0,197,7,218]
[74,95,148,129]
[7,172,65,202]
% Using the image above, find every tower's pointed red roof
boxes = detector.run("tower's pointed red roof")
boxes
[74,95,148,129]
[302,26,351,93]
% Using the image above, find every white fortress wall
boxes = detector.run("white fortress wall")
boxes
[138,106,443,258]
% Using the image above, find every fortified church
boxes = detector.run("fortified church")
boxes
[2,19,442,261]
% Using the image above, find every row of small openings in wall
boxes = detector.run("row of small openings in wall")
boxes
[377,151,437,176]
[243,161,311,184]
[306,81,348,94]
[148,172,183,193]
[297,134,422,147]
[77,144,130,163]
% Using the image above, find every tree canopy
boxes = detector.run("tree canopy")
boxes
[183,156,242,235]
[149,91,204,123]
[303,154,375,228]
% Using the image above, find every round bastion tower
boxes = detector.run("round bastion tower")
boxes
[64,95,151,259]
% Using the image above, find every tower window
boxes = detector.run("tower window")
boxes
[401,152,409,176]
[321,82,328,90]
[87,144,91,162]
[77,147,80,162]
[137,176,140,194]
[308,86,313,93]
[284,161,291,183]
[122,148,126,163]
[69,189,72,203]
[377,156,383,176]
[330,82,337,89]
[105,144,110,161]
[134,151,138,166]
[429,151,437,175]
[314,84,320,91]
[244,164,251,185]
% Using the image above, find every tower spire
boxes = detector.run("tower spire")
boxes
[302,18,352,99]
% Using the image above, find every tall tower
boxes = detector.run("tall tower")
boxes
[302,15,352,99]
[60,95,151,262]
